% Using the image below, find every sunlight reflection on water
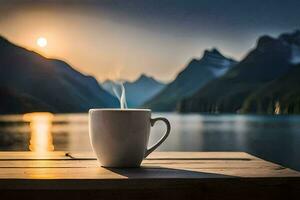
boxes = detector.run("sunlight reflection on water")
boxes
[23,112,54,153]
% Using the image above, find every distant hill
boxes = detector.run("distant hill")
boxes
[102,74,165,107]
[101,80,116,96]
[144,48,237,111]
[0,36,118,114]
[180,30,300,113]
[0,87,55,114]
[241,64,300,114]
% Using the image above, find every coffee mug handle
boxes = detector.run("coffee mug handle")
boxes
[144,117,171,158]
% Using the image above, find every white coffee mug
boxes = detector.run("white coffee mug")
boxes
[89,109,171,167]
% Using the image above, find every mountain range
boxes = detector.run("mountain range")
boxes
[144,48,237,111]
[1,29,300,114]
[179,30,300,114]
[102,74,165,108]
[0,36,118,114]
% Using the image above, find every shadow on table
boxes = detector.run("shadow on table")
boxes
[104,166,235,179]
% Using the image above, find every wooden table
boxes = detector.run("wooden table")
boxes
[0,151,299,200]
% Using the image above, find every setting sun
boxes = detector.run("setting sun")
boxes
[37,37,47,48]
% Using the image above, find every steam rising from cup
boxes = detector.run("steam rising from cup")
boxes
[112,81,128,109]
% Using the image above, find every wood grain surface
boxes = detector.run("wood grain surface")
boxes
[0,151,299,200]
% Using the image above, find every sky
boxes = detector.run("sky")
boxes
[0,0,300,82]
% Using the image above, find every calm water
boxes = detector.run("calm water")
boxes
[0,113,299,171]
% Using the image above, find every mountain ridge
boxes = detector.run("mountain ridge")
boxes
[102,74,165,107]
[179,30,300,113]
[144,48,237,111]
[0,35,118,114]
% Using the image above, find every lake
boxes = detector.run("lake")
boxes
[0,112,299,171]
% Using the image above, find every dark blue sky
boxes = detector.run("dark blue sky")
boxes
[4,0,300,38]
[100,0,300,30]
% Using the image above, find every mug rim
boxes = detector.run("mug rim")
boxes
[89,108,151,112]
